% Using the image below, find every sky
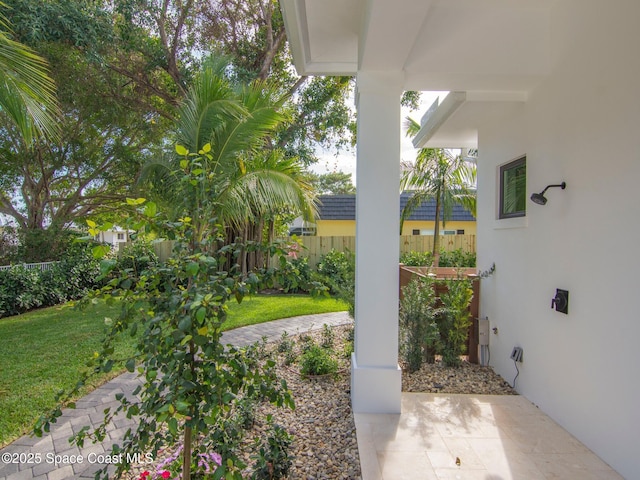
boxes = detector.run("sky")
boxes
[310,91,448,185]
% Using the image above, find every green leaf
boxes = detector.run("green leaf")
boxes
[92,245,110,259]
[168,417,178,436]
[185,262,199,276]
[180,159,189,169]
[103,360,113,373]
[197,326,208,336]
[175,144,188,156]
[195,307,206,323]
[201,143,211,153]
[178,317,191,332]
[125,358,135,373]
[235,291,244,304]
[176,400,190,414]
[86,219,96,228]
[144,201,157,217]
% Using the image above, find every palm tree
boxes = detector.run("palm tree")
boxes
[143,59,315,264]
[401,117,476,266]
[0,4,60,144]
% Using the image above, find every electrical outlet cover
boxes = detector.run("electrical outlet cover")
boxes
[510,347,523,362]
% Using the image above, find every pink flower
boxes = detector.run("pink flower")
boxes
[138,472,150,480]
[160,471,171,479]
[287,242,300,259]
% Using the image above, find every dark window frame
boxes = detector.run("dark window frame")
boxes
[499,156,527,219]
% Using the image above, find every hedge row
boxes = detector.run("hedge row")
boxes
[0,242,158,318]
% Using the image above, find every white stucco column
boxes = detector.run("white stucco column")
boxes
[351,71,403,413]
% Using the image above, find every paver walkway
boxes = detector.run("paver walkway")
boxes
[0,312,351,480]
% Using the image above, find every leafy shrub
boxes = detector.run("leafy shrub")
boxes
[0,243,101,317]
[342,326,355,358]
[400,249,476,267]
[320,323,335,349]
[251,420,294,480]
[277,331,296,365]
[399,276,440,372]
[261,256,327,296]
[316,249,353,292]
[113,241,158,276]
[315,249,355,316]
[300,344,338,376]
[438,277,475,367]
[439,249,476,267]
[42,243,102,300]
[277,256,312,292]
[0,265,45,316]
[400,251,433,266]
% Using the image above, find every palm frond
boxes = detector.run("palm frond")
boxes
[0,13,60,143]
[175,66,246,153]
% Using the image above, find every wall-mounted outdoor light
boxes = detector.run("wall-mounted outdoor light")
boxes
[530,181,566,205]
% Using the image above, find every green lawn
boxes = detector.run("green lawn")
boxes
[223,294,348,329]
[0,294,348,447]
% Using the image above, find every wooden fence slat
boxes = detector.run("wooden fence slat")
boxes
[153,235,475,268]
[293,235,474,268]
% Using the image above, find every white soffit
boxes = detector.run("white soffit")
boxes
[414,91,527,149]
[280,0,363,75]
[280,0,555,94]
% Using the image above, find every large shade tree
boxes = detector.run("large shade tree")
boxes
[401,117,476,266]
[0,1,172,259]
[0,0,354,251]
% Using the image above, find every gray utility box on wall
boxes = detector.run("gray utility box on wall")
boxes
[478,318,490,346]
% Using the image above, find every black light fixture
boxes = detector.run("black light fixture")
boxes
[530,182,566,205]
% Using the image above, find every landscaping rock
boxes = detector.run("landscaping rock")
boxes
[121,324,514,479]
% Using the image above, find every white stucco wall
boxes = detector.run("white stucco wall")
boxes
[477,2,640,478]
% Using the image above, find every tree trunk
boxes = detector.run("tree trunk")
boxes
[182,425,192,480]
[433,190,441,267]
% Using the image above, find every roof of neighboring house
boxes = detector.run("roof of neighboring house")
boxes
[317,193,475,222]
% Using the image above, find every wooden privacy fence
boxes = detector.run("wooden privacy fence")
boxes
[151,234,476,267]
[291,234,476,268]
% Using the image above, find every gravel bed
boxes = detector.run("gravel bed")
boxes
[122,323,515,479]
[402,359,516,394]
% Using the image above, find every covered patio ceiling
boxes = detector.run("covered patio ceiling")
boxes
[280,0,558,147]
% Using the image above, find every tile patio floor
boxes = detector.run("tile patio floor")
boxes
[356,393,623,480]
[0,311,624,479]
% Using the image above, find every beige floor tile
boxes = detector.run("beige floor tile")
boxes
[530,453,625,479]
[468,439,546,480]
[421,431,451,453]
[440,438,485,469]
[573,452,623,473]
[355,394,622,480]
[378,451,438,480]
[502,422,591,455]
[433,467,488,480]
[371,423,434,452]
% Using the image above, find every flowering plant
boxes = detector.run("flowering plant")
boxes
[138,445,222,480]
